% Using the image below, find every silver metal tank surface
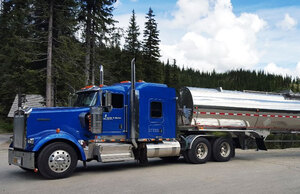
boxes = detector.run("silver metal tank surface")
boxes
[178,87,300,131]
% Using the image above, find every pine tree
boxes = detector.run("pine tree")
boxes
[142,7,161,83]
[79,0,116,85]
[45,0,54,107]
[32,0,82,106]
[0,0,83,110]
[0,0,3,14]
[0,0,40,116]
[124,9,140,56]
[164,59,170,85]
[170,59,180,89]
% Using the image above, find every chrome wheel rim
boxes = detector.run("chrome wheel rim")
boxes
[196,143,208,159]
[220,142,230,157]
[48,150,71,173]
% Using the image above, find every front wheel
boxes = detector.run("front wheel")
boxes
[37,142,78,179]
[188,137,211,164]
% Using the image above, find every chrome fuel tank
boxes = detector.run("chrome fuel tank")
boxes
[178,87,300,131]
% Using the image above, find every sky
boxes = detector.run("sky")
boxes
[113,0,300,78]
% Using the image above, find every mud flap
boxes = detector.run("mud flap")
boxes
[255,138,267,151]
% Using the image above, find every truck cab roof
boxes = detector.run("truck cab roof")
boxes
[77,82,169,94]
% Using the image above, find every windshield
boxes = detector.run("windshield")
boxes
[73,91,97,107]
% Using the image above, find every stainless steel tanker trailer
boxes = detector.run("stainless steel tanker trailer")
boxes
[177,86,300,163]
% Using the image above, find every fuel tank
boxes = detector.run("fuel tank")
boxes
[178,87,300,131]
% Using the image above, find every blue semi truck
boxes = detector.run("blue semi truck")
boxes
[9,59,300,179]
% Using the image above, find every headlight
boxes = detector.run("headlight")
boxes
[27,138,35,145]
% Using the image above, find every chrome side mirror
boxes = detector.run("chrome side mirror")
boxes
[103,92,112,112]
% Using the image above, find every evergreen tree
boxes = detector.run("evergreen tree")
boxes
[142,7,161,82]
[164,59,170,86]
[45,0,54,106]
[79,0,116,85]
[169,59,180,89]
[124,9,140,56]
[0,0,40,116]
[32,0,82,106]
[0,0,83,110]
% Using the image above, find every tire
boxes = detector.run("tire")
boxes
[37,142,78,179]
[160,156,180,162]
[212,137,233,162]
[188,137,211,164]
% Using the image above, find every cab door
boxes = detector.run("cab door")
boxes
[101,93,126,136]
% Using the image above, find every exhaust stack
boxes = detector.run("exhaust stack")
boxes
[130,58,138,148]
[99,65,104,85]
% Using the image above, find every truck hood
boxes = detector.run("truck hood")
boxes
[30,107,90,114]
[26,107,91,138]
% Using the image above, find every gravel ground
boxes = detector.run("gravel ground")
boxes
[0,144,299,194]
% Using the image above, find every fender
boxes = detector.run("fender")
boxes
[32,130,86,161]
[185,135,213,149]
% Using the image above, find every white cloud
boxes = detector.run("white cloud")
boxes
[264,62,300,78]
[170,0,210,27]
[113,0,300,77]
[276,13,297,30]
[160,0,266,72]
[115,0,122,8]
[296,62,300,77]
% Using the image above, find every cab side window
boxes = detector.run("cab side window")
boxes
[112,94,123,108]
[102,93,124,110]
[151,101,162,118]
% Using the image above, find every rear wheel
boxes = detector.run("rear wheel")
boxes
[188,137,211,164]
[37,142,78,179]
[212,137,233,162]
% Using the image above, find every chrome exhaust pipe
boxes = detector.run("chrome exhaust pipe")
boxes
[130,58,138,148]
[99,65,104,86]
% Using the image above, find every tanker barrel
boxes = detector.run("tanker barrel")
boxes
[178,86,300,131]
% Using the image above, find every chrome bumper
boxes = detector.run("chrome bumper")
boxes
[8,149,35,169]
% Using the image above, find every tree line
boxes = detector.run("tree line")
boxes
[0,0,299,119]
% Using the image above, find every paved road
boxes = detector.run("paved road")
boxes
[0,134,11,145]
[0,143,299,194]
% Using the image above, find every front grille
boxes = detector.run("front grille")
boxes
[13,111,26,149]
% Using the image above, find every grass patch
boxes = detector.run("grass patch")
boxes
[0,119,13,133]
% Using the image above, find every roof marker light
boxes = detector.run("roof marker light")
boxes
[120,81,130,83]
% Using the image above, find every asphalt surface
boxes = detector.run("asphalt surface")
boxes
[0,134,11,145]
[0,138,299,194]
